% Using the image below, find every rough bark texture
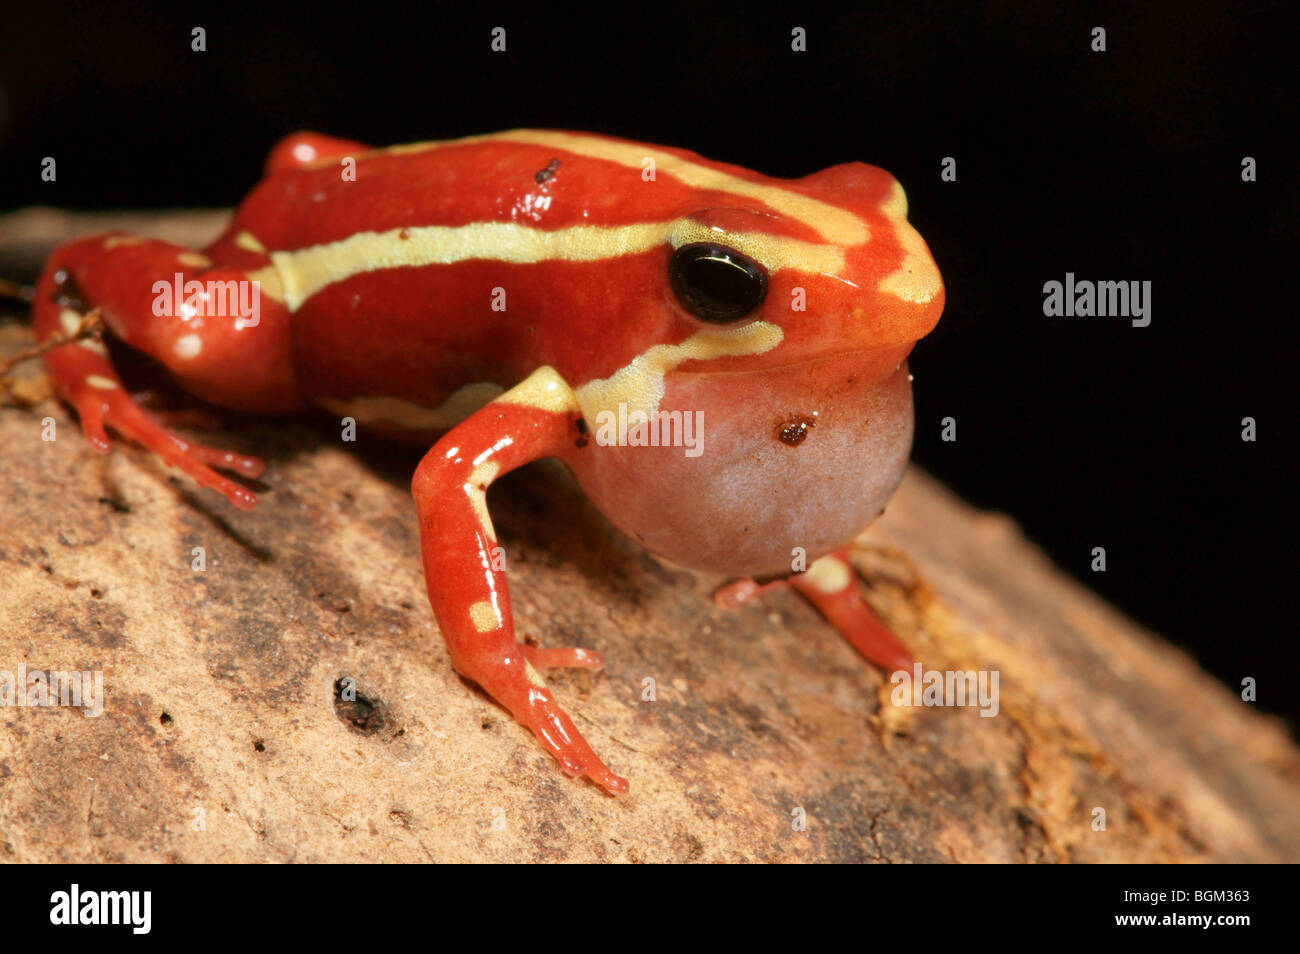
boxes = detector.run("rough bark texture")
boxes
[1,209,1297,863]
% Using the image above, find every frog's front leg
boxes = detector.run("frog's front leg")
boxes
[32,234,299,509]
[412,367,628,795]
[717,549,915,673]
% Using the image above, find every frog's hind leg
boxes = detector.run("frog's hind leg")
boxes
[33,234,299,509]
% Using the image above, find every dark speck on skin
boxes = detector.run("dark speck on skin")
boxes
[777,414,817,447]
[535,158,561,183]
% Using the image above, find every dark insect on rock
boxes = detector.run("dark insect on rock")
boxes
[333,676,391,735]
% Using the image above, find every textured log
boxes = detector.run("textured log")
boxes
[1,209,1297,863]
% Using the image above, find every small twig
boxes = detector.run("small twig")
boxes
[0,308,104,400]
[849,540,927,594]
[0,278,36,304]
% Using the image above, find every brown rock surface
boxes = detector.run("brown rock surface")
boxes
[2,210,1297,863]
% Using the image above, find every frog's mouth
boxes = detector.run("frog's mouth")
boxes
[670,342,914,381]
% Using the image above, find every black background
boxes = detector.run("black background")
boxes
[0,862,1279,935]
[1,2,1295,726]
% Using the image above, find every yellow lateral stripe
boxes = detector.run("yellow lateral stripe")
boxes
[268,219,843,312]
[382,130,867,247]
[574,321,784,421]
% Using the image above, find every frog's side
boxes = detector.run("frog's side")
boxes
[32,130,944,793]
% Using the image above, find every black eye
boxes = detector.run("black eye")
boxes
[669,243,768,323]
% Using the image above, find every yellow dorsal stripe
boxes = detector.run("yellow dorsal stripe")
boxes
[269,219,843,312]
[376,130,867,247]
[492,131,867,246]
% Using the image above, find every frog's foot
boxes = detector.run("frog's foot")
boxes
[31,235,295,510]
[470,661,627,794]
[516,682,628,794]
[790,550,914,673]
[718,550,914,673]
[69,372,261,510]
[522,644,605,670]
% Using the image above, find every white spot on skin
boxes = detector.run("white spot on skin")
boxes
[59,309,108,355]
[469,600,500,633]
[802,554,852,594]
[85,375,117,390]
[177,252,211,268]
[173,334,203,360]
[524,662,547,688]
[235,231,267,254]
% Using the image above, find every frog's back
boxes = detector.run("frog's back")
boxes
[200,130,919,438]
[198,130,784,431]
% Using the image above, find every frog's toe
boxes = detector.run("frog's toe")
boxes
[507,680,628,795]
[71,376,260,510]
[714,576,789,609]
[521,644,604,670]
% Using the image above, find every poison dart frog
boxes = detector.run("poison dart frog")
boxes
[31,130,944,794]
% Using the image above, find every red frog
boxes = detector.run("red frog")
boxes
[31,130,944,793]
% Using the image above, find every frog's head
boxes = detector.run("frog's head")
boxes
[567,159,945,578]
[655,161,943,374]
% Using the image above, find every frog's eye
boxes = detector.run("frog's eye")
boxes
[669,243,768,323]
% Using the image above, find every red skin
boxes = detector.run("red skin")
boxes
[31,130,944,793]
